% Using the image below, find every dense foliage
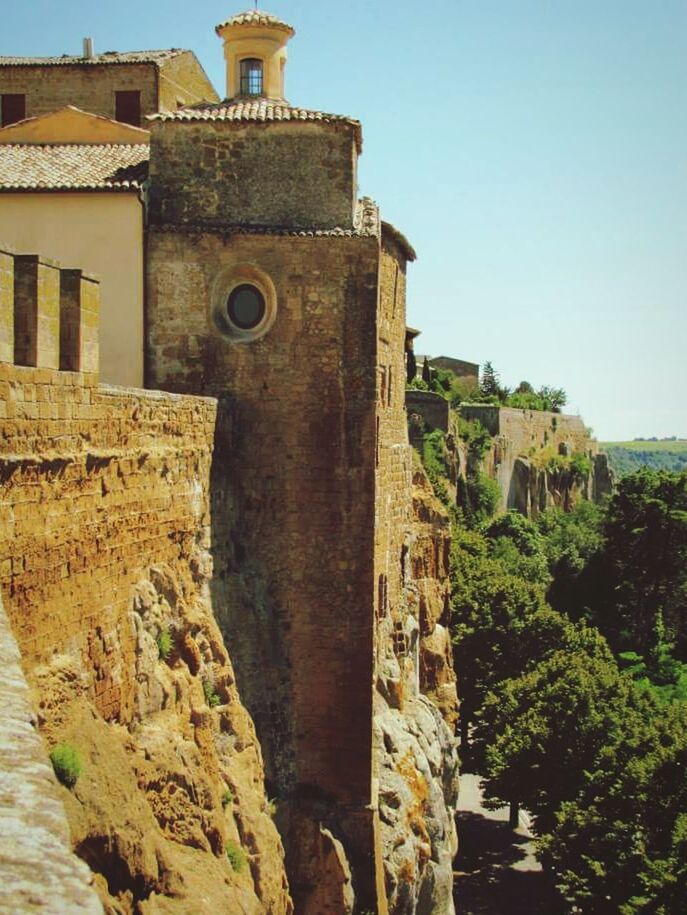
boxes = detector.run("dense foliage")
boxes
[409,360,567,412]
[603,440,687,477]
[433,462,687,912]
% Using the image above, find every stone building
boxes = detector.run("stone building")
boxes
[0,9,459,914]
[0,46,217,126]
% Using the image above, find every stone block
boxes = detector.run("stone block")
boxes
[0,248,14,363]
[60,269,100,374]
[14,255,60,369]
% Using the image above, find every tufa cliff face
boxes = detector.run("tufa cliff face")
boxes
[375,456,460,915]
[407,392,613,519]
[0,351,292,914]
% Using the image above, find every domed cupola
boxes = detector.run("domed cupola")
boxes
[215,9,295,103]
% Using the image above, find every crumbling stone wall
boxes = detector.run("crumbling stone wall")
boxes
[148,119,358,229]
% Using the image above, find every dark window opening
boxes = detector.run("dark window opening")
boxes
[240,58,263,96]
[1,94,26,127]
[226,284,266,330]
[115,90,141,127]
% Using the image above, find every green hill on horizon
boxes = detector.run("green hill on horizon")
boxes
[601,439,687,476]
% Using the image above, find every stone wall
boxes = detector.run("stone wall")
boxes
[0,249,292,913]
[459,404,593,453]
[148,119,358,229]
[0,63,158,122]
[0,53,218,123]
[147,226,382,911]
[406,390,450,437]
[374,238,459,915]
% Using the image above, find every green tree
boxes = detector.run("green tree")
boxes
[537,385,567,413]
[538,501,605,619]
[476,637,629,836]
[595,469,687,661]
[483,510,551,586]
[479,360,500,398]
[540,700,687,914]
[451,528,564,744]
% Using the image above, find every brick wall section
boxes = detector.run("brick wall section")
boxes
[148,120,358,229]
[375,236,414,654]
[147,228,377,796]
[0,365,217,722]
[0,591,104,914]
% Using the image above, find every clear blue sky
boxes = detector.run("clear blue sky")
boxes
[3,1,686,440]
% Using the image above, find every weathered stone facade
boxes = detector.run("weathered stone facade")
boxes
[0,51,218,124]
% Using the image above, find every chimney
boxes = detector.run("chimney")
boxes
[82,37,94,59]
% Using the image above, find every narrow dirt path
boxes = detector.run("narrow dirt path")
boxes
[453,771,564,914]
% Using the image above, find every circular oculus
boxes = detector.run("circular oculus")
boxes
[226,283,266,330]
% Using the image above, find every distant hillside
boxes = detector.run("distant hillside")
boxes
[601,439,687,476]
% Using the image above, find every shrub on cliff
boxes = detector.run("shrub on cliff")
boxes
[50,743,83,788]
[226,839,246,873]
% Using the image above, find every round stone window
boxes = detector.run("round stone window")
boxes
[226,284,266,330]
[211,264,277,343]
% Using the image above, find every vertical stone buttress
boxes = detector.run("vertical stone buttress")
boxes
[145,100,395,908]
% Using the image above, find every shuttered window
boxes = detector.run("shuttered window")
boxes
[1,94,26,127]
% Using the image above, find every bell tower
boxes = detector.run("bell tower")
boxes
[215,9,295,102]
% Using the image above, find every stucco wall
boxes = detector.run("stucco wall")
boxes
[0,192,144,386]
[157,52,219,111]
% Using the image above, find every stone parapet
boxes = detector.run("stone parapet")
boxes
[405,389,451,434]
[0,245,100,377]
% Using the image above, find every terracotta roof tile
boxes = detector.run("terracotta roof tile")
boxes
[0,49,186,68]
[0,144,149,190]
[215,10,294,35]
[150,99,362,149]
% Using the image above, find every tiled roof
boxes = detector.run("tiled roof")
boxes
[215,10,294,35]
[0,49,186,67]
[0,144,149,190]
[150,99,362,149]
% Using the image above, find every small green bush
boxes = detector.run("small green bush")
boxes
[226,838,246,873]
[50,743,83,788]
[156,628,173,660]
[203,678,221,708]
[222,787,234,808]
